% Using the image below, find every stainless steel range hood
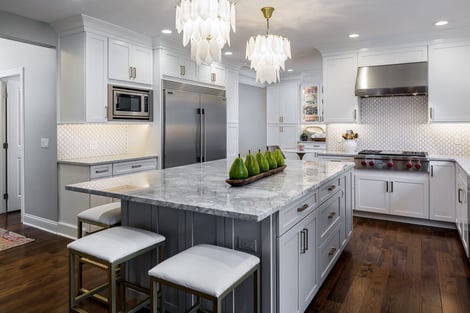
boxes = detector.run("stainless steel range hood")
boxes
[355,62,428,97]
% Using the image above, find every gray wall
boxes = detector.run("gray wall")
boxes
[0,38,58,222]
[0,10,57,47]
[238,84,266,155]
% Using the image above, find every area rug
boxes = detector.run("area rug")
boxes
[0,228,35,251]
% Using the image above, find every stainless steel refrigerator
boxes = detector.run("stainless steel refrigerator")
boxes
[162,80,226,169]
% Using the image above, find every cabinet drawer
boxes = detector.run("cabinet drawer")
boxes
[112,158,157,176]
[279,190,318,236]
[319,176,341,203]
[317,191,341,241]
[318,227,341,280]
[90,164,113,179]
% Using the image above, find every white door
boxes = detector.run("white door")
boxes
[390,176,429,218]
[0,77,22,213]
[355,172,389,213]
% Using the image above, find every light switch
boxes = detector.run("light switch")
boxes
[40,138,49,148]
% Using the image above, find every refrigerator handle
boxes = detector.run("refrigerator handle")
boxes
[199,108,204,163]
[202,108,207,162]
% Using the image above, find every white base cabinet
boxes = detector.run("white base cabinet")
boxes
[429,161,456,222]
[456,164,469,258]
[355,171,429,219]
[267,125,299,149]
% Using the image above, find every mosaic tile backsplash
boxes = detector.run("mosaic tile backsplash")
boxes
[58,124,129,160]
[327,96,470,156]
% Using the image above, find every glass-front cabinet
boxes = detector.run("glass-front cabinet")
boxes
[302,84,322,123]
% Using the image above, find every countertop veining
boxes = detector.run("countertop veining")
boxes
[66,159,354,222]
[58,154,158,166]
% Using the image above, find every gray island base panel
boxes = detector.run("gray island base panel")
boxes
[66,159,354,313]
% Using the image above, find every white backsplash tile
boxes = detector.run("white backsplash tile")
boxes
[58,124,129,160]
[327,96,470,155]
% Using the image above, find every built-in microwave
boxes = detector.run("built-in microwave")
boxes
[108,85,152,121]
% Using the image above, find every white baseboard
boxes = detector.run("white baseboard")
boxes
[23,213,58,234]
[56,222,77,240]
[353,210,456,229]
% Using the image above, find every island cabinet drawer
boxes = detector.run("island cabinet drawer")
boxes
[317,190,341,242]
[112,158,157,176]
[319,175,342,203]
[90,164,113,179]
[318,226,341,281]
[278,190,318,236]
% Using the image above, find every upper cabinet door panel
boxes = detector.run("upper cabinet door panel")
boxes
[132,45,153,84]
[108,39,132,82]
[429,41,470,122]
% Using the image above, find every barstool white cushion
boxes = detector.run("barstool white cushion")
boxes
[68,226,165,263]
[77,202,121,226]
[148,244,259,297]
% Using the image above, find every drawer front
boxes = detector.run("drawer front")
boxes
[90,164,113,179]
[319,176,341,203]
[112,158,157,176]
[317,191,341,241]
[318,227,341,280]
[279,190,318,236]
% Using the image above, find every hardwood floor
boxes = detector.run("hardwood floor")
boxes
[1,212,469,313]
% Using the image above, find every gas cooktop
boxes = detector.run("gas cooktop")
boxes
[358,150,428,158]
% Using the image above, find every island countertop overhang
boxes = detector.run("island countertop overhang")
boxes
[66,159,354,222]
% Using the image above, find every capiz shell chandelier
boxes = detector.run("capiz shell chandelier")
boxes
[245,7,291,84]
[176,0,236,65]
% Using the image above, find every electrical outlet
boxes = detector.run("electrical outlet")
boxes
[238,238,257,253]
[40,138,49,148]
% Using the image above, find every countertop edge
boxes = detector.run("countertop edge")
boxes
[58,155,158,166]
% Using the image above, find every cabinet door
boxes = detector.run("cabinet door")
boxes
[355,172,389,213]
[280,125,300,149]
[199,63,225,86]
[298,213,317,312]
[279,83,299,123]
[132,45,153,84]
[278,226,300,313]
[85,32,108,122]
[429,42,470,122]
[323,53,358,123]
[267,86,281,123]
[390,175,429,218]
[456,166,469,257]
[108,38,132,81]
[160,50,197,80]
[267,125,281,147]
[429,162,455,222]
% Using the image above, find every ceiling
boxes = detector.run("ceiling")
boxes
[1,0,469,70]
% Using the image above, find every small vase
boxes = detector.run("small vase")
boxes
[343,140,357,153]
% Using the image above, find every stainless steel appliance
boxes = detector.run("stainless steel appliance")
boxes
[354,150,429,172]
[355,62,428,97]
[108,85,152,120]
[162,80,226,169]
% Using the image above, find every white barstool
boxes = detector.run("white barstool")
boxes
[77,202,121,238]
[68,226,165,313]
[148,244,260,313]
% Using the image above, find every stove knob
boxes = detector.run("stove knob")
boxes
[368,160,375,167]
[406,162,413,169]
[387,161,393,168]
[414,162,421,170]
[361,160,367,166]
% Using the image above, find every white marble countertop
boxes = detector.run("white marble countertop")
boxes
[58,154,158,166]
[66,159,354,222]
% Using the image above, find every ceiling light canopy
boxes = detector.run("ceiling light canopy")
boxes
[349,33,360,38]
[434,20,448,26]
[245,7,292,84]
[176,0,236,65]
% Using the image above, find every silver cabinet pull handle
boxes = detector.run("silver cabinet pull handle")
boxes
[391,181,394,192]
[386,181,389,192]
[95,169,109,174]
[327,185,336,191]
[328,247,337,256]
[299,230,306,254]
[297,204,309,212]
[131,164,142,169]
[129,66,133,79]
[458,188,463,203]
[132,67,137,79]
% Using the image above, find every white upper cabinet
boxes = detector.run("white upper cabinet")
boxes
[198,63,226,86]
[428,41,470,122]
[59,31,108,123]
[108,38,153,85]
[357,46,428,66]
[322,53,358,123]
[267,83,300,124]
[160,50,197,81]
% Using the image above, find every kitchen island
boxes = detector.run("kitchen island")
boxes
[67,159,354,313]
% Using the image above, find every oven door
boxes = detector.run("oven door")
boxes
[113,90,148,118]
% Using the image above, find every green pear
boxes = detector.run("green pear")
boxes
[245,150,260,177]
[265,147,277,170]
[274,149,285,167]
[229,154,248,179]
[256,149,270,172]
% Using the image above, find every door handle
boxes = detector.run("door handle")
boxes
[386,181,388,192]
[430,165,434,177]
[458,188,463,203]
[129,66,133,79]
[300,230,306,254]
[132,67,137,79]
[203,108,206,162]
[303,228,308,251]
[391,181,394,192]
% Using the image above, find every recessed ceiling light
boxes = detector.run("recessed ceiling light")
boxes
[161,29,172,34]
[434,20,448,26]
[349,33,360,38]
[224,51,233,55]
[287,69,293,72]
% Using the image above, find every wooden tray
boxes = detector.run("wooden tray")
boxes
[225,165,287,187]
